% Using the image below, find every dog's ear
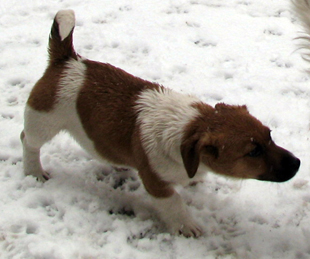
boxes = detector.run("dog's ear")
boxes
[181,136,200,179]
[181,134,218,178]
[215,103,249,113]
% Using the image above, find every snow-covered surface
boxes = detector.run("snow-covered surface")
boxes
[0,0,309,258]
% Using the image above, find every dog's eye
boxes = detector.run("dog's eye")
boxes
[247,145,263,157]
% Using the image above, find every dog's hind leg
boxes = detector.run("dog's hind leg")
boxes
[21,106,63,182]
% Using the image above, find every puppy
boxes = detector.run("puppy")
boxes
[21,10,300,237]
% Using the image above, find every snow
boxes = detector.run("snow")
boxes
[0,0,309,258]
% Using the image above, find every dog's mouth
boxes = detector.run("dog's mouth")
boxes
[259,156,301,183]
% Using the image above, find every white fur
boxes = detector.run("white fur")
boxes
[292,0,310,63]
[152,192,202,236]
[292,0,310,33]
[55,10,75,41]
[136,88,201,185]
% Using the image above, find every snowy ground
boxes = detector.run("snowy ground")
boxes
[0,0,309,258]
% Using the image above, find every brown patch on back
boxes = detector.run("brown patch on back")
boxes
[76,59,161,167]
[76,60,173,197]
[27,65,65,111]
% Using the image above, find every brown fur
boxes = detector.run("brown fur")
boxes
[76,60,160,167]
[76,60,172,197]
[27,65,64,111]
[181,102,300,182]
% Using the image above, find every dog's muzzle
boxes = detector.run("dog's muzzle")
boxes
[259,154,300,182]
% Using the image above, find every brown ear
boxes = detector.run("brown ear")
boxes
[181,134,218,178]
[215,103,249,113]
[181,137,200,178]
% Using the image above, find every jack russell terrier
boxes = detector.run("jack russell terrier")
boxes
[21,10,300,237]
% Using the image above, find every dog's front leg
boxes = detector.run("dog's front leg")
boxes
[133,129,202,237]
[151,191,203,237]
[138,163,203,237]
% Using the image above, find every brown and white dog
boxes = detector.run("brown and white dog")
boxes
[21,10,300,237]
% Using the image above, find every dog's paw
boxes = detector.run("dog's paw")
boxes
[42,171,50,181]
[153,192,203,238]
[36,171,50,182]
[178,221,203,238]
[168,219,203,238]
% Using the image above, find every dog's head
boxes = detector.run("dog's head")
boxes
[181,103,300,182]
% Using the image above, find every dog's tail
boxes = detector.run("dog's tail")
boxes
[48,10,78,64]
[292,0,310,62]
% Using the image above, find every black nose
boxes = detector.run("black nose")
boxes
[276,155,300,182]
[293,158,301,171]
[286,156,301,172]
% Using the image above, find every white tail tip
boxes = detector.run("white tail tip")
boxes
[55,9,75,41]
